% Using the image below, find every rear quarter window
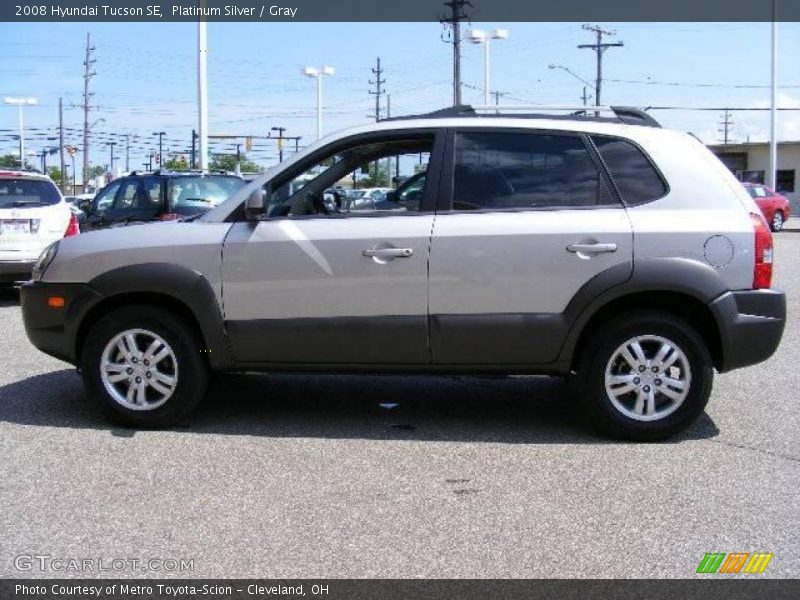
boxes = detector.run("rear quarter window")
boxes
[591,135,667,205]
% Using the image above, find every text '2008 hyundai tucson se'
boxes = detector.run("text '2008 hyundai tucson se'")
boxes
[20,106,786,440]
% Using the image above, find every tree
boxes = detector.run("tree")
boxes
[163,155,189,171]
[85,165,105,179]
[209,153,262,174]
[47,166,63,185]
[359,161,390,187]
[0,153,33,170]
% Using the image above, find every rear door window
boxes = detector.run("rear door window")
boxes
[451,131,615,211]
[591,136,667,205]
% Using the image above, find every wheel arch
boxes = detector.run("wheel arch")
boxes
[559,258,729,372]
[76,263,234,371]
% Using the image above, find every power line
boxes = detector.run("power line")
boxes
[577,24,623,108]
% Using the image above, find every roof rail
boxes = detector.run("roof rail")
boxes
[471,104,661,128]
[385,104,661,128]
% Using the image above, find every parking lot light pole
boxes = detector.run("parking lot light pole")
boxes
[3,97,37,169]
[303,66,335,140]
[468,29,509,106]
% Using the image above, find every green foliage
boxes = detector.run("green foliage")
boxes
[85,165,106,179]
[163,156,189,171]
[0,153,33,169]
[209,153,262,173]
[359,161,390,187]
[47,166,63,185]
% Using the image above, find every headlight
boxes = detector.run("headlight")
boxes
[32,241,59,282]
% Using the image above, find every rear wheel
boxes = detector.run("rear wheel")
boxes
[80,305,208,427]
[576,310,713,441]
[771,210,784,232]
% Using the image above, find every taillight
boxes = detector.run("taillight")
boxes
[751,212,773,289]
[64,213,80,237]
[159,213,179,221]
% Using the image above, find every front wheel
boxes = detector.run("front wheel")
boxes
[80,305,209,427]
[576,310,713,441]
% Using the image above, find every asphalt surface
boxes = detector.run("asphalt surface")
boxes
[0,235,798,579]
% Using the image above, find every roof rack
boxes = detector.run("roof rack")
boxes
[384,104,661,128]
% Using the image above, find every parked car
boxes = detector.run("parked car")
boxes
[83,171,246,230]
[743,182,791,232]
[0,170,79,284]
[348,187,393,211]
[20,106,786,440]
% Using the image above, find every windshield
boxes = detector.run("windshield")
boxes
[167,176,246,211]
[0,178,60,208]
[746,185,768,199]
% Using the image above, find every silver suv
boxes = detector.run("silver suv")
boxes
[20,106,786,440]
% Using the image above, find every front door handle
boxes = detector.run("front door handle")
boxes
[566,243,618,254]
[362,247,414,259]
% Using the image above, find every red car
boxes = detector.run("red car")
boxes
[744,182,791,232]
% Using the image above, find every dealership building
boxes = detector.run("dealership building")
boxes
[709,141,800,214]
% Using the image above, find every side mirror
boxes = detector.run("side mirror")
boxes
[385,191,397,203]
[245,187,265,220]
[78,199,93,214]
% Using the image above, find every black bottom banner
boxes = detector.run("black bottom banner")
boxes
[3,579,800,600]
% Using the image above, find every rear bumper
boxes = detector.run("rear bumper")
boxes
[0,260,35,283]
[709,289,786,372]
[20,281,104,365]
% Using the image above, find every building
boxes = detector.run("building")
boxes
[709,141,800,213]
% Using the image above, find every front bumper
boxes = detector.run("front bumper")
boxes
[709,289,786,372]
[0,260,35,283]
[20,281,104,365]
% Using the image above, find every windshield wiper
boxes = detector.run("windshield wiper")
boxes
[5,200,46,207]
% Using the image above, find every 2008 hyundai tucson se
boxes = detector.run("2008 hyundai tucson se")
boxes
[20,106,786,440]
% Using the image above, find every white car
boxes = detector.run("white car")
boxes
[349,187,393,210]
[0,170,79,284]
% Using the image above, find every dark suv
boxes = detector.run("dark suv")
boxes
[84,171,246,230]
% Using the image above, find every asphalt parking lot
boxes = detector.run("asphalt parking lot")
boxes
[0,234,798,579]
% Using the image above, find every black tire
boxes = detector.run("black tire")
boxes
[80,304,209,428]
[576,310,713,441]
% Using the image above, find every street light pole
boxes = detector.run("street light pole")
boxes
[548,64,594,106]
[768,2,778,191]
[4,97,37,168]
[303,66,335,140]
[469,29,509,106]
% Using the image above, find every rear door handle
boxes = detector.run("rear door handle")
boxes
[362,247,414,259]
[566,243,618,254]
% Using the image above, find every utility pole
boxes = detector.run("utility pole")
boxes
[369,57,385,121]
[124,134,130,171]
[108,141,116,172]
[578,24,623,108]
[82,32,96,187]
[718,109,734,144]
[582,86,591,107]
[58,97,66,193]
[441,0,470,106]
[191,129,197,169]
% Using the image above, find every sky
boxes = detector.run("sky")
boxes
[1,20,799,172]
